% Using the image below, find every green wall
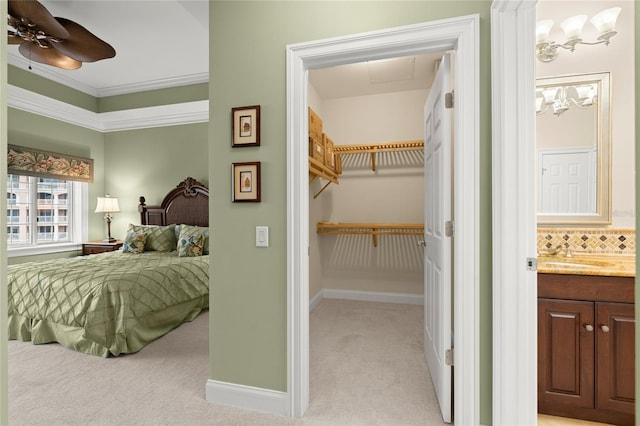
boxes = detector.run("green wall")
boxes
[7,108,105,264]
[8,65,98,112]
[5,73,208,265]
[209,1,492,422]
[103,123,209,239]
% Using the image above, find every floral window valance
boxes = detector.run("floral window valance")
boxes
[8,145,94,183]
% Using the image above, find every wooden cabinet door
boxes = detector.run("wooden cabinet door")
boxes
[596,302,635,414]
[538,298,595,410]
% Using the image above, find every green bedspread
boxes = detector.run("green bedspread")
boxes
[8,250,209,357]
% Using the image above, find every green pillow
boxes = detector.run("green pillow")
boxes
[127,224,176,252]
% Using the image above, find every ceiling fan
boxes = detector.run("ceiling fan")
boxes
[7,0,116,70]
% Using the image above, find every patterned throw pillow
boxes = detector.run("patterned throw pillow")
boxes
[127,224,176,252]
[177,232,206,257]
[179,224,209,254]
[122,230,147,254]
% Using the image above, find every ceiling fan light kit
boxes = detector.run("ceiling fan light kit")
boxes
[7,0,116,70]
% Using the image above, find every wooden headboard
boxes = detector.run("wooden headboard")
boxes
[138,177,209,226]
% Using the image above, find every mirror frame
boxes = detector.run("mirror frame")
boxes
[536,72,611,225]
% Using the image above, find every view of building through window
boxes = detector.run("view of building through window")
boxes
[7,175,73,246]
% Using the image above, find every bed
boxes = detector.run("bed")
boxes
[7,177,210,357]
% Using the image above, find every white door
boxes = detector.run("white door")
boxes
[539,148,596,214]
[423,53,453,423]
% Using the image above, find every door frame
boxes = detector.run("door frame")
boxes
[490,1,538,424]
[286,15,480,423]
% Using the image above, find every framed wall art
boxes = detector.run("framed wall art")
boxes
[232,161,261,202]
[231,105,260,147]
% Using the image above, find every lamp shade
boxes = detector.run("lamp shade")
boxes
[95,197,120,213]
[590,7,621,37]
[560,14,587,41]
[536,20,554,43]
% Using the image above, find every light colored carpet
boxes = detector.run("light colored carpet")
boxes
[9,299,445,425]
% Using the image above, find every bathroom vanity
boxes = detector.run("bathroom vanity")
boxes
[538,255,635,425]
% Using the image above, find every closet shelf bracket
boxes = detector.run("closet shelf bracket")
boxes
[316,221,425,247]
[309,156,339,198]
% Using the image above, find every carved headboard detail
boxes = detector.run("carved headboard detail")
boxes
[139,177,209,227]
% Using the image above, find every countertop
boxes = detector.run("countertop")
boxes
[537,253,636,277]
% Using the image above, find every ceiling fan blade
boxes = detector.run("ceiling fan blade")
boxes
[8,34,25,45]
[50,18,116,63]
[8,0,69,40]
[19,41,82,70]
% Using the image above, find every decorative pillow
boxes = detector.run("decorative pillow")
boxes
[177,232,206,257]
[122,230,147,254]
[127,224,176,252]
[179,224,209,254]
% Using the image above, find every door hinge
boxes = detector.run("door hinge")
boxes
[445,220,454,237]
[445,348,454,366]
[445,91,454,109]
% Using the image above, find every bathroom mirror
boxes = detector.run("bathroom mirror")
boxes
[536,72,611,225]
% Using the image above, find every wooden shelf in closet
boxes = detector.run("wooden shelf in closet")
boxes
[309,156,340,199]
[316,221,424,247]
[333,139,424,172]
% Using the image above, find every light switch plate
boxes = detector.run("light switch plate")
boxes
[256,226,269,247]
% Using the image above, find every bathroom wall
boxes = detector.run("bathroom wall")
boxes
[536,0,636,229]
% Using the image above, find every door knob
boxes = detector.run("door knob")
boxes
[584,324,594,332]
[600,325,610,333]
[417,240,426,247]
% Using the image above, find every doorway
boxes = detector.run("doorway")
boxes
[286,15,480,423]
[307,52,440,420]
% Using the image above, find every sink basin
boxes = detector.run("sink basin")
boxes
[538,256,614,269]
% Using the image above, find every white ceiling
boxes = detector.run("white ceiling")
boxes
[7,0,210,97]
[309,51,444,100]
[7,1,443,101]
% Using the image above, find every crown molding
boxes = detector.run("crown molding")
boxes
[8,53,209,98]
[96,73,209,98]
[8,85,209,132]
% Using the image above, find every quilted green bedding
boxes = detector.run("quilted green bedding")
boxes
[8,250,209,357]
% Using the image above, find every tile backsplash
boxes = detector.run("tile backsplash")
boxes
[537,228,636,256]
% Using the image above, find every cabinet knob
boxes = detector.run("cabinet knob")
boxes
[417,240,427,247]
[584,324,594,332]
[601,325,610,333]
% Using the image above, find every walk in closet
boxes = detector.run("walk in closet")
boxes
[307,72,429,302]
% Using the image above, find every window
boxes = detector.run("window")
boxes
[7,175,87,253]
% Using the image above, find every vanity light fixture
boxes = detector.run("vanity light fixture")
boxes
[535,83,598,116]
[536,7,621,62]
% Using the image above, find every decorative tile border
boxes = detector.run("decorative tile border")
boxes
[537,228,636,255]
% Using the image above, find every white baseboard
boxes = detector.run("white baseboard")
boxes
[309,291,323,312]
[316,289,424,306]
[205,379,289,417]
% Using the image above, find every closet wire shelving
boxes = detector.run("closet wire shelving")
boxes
[311,139,426,246]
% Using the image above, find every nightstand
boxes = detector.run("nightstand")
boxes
[82,240,123,256]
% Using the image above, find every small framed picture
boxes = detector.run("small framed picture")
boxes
[232,162,261,202]
[232,105,260,147]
